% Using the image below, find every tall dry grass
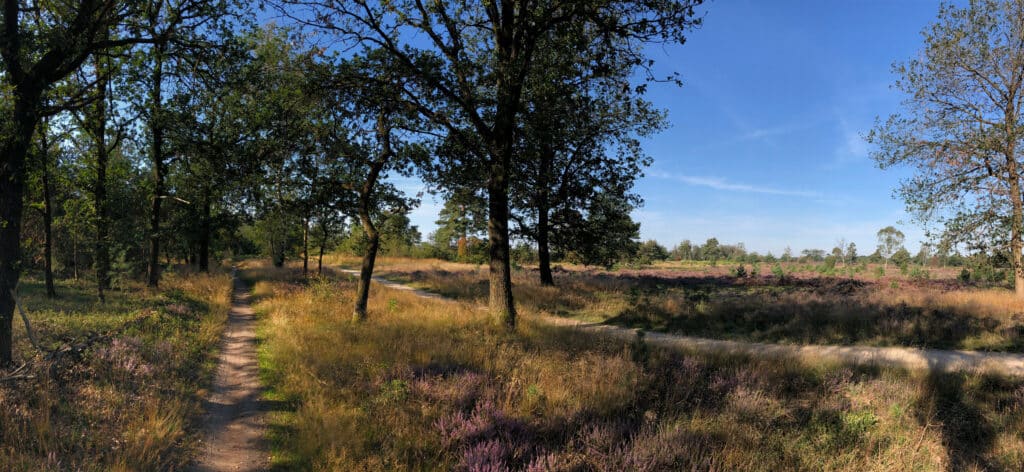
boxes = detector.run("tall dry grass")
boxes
[0,270,232,471]
[252,264,1024,471]
[356,257,1024,351]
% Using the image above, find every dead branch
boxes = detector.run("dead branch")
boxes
[10,289,43,352]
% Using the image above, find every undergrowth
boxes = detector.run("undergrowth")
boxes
[0,270,231,471]
[252,262,1024,471]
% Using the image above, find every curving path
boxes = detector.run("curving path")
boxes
[339,268,1024,377]
[192,275,268,472]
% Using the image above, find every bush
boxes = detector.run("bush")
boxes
[732,264,747,278]
[909,267,930,280]
[771,263,785,279]
[959,268,971,283]
[874,266,885,279]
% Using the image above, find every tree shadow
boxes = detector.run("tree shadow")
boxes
[914,369,996,471]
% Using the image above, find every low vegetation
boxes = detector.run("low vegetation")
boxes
[0,270,231,471]
[342,257,1024,352]
[253,262,1024,471]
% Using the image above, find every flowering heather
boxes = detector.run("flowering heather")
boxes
[254,261,1024,471]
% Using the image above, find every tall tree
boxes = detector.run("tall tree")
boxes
[0,1,156,364]
[869,0,1024,296]
[28,119,59,298]
[133,0,242,287]
[876,226,905,271]
[280,0,703,328]
[319,50,424,321]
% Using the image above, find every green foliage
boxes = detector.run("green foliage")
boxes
[732,264,747,278]
[869,0,1024,287]
[771,263,786,280]
[637,240,670,263]
[909,267,931,280]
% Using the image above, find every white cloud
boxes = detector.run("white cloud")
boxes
[649,171,820,198]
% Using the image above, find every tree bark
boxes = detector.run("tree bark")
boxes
[318,222,328,276]
[147,48,166,287]
[1007,145,1024,298]
[39,124,56,298]
[0,92,41,365]
[537,143,554,286]
[198,186,211,273]
[353,112,392,322]
[302,216,309,277]
[92,57,111,303]
[484,9,522,329]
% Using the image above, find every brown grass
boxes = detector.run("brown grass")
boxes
[252,261,1024,471]
[345,257,1024,351]
[0,270,231,471]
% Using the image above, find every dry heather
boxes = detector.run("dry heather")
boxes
[351,257,1024,351]
[252,263,1024,471]
[0,270,231,471]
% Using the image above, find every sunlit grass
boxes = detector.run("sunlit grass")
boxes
[0,270,232,470]
[252,263,1024,471]
[348,257,1024,351]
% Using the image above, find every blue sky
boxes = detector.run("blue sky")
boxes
[399,1,951,255]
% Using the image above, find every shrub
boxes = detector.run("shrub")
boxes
[770,263,785,280]
[732,264,747,278]
[958,268,971,283]
[909,267,930,280]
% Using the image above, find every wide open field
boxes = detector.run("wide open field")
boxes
[252,260,1024,471]
[336,257,1024,352]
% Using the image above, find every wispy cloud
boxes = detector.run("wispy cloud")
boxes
[650,171,820,198]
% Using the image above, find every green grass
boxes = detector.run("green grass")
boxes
[0,269,232,471]
[251,262,1024,471]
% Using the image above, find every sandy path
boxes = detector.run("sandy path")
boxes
[340,268,1024,377]
[192,275,268,472]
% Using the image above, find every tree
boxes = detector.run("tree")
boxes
[433,191,488,261]
[846,242,858,263]
[876,226,906,270]
[892,247,912,270]
[637,240,670,263]
[511,21,663,286]
[869,0,1024,296]
[278,0,703,329]
[560,192,640,268]
[702,238,723,263]
[671,239,694,260]
[0,1,162,364]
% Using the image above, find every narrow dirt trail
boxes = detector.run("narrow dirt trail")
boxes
[339,268,1024,377]
[192,275,268,472]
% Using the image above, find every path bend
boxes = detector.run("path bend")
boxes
[340,268,1024,377]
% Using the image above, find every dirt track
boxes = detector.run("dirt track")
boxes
[340,268,1024,377]
[192,275,268,472]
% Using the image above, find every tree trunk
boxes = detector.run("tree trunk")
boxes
[302,216,309,277]
[0,92,41,365]
[537,143,554,286]
[486,18,521,329]
[147,49,166,287]
[92,59,111,304]
[318,223,328,276]
[352,219,379,322]
[1008,146,1024,298]
[353,111,392,322]
[40,127,56,298]
[537,205,553,286]
[198,186,211,273]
